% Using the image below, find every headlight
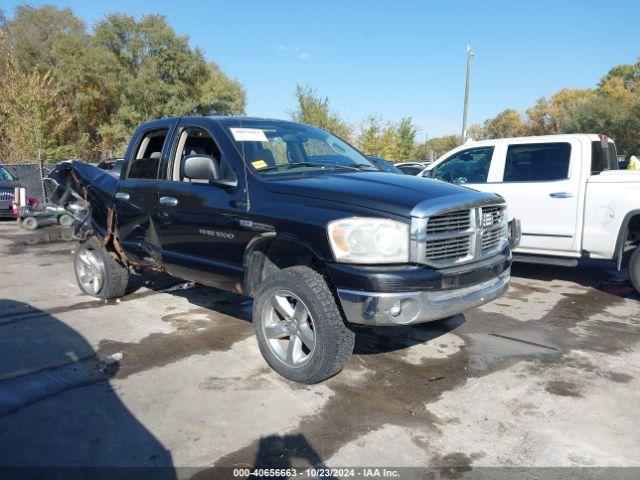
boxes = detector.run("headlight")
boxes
[327,217,409,264]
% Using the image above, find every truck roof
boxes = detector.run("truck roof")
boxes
[463,133,614,146]
[139,116,299,127]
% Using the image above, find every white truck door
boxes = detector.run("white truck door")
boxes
[488,140,583,255]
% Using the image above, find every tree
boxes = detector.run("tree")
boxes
[198,62,246,116]
[526,88,594,135]
[357,116,383,155]
[0,6,247,161]
[0,5,84,74]
[0,31,72,164]
[290,85,352,140]
[417,135,461,160]
[378,123,399,160]
[396,117,417,160]
[480,109,526,139]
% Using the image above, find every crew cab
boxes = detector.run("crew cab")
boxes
[47,117,516,383]
[422,134,640,293]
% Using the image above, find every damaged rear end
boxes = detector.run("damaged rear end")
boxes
[45,161,119,241]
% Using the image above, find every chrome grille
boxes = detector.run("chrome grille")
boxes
[425,235,471,261]
[426,210,470,234]
[421,204,507,267]
[482,228,503,252]
[0,188,14,201]
[482,206,504,228]
[480,206,507,254]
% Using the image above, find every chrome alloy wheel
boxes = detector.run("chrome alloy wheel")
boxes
[262,290,316,368]
[75,246,105,295]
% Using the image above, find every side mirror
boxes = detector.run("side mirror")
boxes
[183,155,221,182]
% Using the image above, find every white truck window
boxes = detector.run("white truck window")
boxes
[432,146,494,184]
[503,143,571,182]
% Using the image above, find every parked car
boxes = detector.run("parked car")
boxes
[365,155,402,173]
[422,133,640,293]
[47,117,516,384]
[97,158,125,177]
[0,165,21,218]
[396,162,429,175]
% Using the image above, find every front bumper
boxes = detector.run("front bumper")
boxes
[337,268,510,326]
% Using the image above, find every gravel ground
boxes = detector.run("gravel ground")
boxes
[0,219,638,476]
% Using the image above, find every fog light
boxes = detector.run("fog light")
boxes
[389,301,402,317]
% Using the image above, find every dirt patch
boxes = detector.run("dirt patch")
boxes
[97,310,254,379]
[200,368,273,391]
[545,380,583,398]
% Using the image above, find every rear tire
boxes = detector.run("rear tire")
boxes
[253,266,355,384]
[74,237,129,299]
[629,246,640,295]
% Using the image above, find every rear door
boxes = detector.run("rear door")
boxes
[115,123,174,266]
[489,140,583,255]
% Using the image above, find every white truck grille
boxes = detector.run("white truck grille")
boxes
[423,205,507,267]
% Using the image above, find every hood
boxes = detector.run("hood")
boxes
[263,172,485,217]
[588,170,640,184]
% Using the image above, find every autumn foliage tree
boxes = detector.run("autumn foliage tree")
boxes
[0,5,246,163]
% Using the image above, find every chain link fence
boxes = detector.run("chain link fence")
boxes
[0,163,56,203]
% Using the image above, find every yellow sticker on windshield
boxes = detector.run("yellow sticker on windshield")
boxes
[252,160,268,170]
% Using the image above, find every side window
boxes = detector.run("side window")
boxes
[127,128,169,179]
[171,127,234,182]
[433,146,494,184]
[503,142,570,182]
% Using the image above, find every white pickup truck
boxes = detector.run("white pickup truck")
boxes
[422,134,640,293]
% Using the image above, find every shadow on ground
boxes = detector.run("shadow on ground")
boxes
[0,299,175,477]
[511,259,637,299]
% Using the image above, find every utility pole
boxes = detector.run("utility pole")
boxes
[461,44,474,141]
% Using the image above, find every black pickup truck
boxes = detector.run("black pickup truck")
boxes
[47,117,516,383]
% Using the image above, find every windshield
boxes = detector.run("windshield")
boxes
[0,166,14,181]
[366,156,402,173]
[223,120,379,176]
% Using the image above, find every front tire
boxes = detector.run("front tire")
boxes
[629,246,640,295]
[22,217,38,230]
[74,237,129,299]
[253,266,355,384]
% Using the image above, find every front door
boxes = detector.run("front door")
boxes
[156,122,248,290]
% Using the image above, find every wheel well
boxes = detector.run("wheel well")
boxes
[627,215,640,243]
[243,237,326,297]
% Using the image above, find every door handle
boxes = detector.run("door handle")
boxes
[159,196,178,207]
[114,192,130,201]
[549,192,574,199]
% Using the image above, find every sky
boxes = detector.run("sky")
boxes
[3,0,640,137]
